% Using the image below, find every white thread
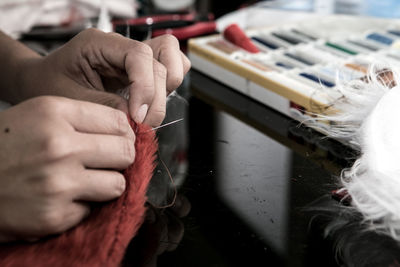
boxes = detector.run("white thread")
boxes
[150,118,184,132]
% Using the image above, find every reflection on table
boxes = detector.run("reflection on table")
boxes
[124,70,400,267]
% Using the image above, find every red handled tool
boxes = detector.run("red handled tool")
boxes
[223,23,259,53]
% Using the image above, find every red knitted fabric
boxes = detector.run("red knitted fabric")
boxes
[0,121,157,267]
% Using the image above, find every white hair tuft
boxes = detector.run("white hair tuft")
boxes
[308,64,400,240]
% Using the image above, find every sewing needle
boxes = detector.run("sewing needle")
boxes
[150,118,184,131]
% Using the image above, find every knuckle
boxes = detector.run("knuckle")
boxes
[42,135,73,161]
[126,128,136,146]
[39,175,68,197]
[31,96,67,116]
[122,138,135,164]
[112,109,130,134]
[161,34,179,46]
[37,209,65,234]
[153,61,167,79]
[125,126,136,145]
[141,82,155,92]
[132,42,153,58]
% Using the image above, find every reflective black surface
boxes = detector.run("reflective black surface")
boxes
[124,70,400,267]
[19,25,400,267]
[163,71,344,267]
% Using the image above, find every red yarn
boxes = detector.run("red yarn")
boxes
[0,121,158,267]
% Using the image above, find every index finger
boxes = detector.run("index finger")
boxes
[124,43,155,123]
[82,29,155,123]
[145,35,184,94]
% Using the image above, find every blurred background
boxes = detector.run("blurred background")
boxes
[2,0,400,43]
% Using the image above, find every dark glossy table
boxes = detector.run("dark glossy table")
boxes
[18,24,400,266]
[122,70,400,267]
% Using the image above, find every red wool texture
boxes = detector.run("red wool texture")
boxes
[0,121,157,267]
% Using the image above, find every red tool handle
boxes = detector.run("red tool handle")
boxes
[223,23,259,53]
[152,21,217,40]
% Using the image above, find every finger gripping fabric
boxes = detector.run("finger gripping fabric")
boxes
[0,121,157,267]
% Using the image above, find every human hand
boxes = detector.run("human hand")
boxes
[16,29,190,127]
[0,96,135,242]
[143,35,191,95]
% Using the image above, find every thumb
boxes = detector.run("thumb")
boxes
[52,78,129,114]
[77,89,129,114]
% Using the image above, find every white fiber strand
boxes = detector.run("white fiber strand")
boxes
[308,65,398,148]
[311,66,400,240]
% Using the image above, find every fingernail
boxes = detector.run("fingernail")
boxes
[134,104,148,124]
